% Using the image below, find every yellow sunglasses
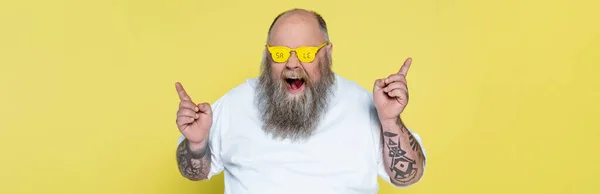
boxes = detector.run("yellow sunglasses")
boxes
[266,42,328,63]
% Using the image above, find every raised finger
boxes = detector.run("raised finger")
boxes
[398,57,412,77]
[175,82,192,101]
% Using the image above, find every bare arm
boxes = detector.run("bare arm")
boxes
[372,58,425,186]
[176,139,211,181]
[174,82,214,181]
[380,117,425,186]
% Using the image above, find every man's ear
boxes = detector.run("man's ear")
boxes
[326,43,333,66]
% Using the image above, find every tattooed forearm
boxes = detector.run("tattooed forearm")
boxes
[383,131,418,184]
[381,118,425,185]
[176,139,211,181]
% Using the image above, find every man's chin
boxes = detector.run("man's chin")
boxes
[284,92,304,102]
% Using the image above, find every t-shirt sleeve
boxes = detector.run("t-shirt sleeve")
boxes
[369,103,427,188]
[177,95,229,180]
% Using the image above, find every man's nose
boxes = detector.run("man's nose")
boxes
[285,52,301,69]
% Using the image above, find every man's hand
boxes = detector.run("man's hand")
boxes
[373,57,412,123]
[175,82,212,150]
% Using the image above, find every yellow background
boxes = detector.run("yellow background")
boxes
[1,0,598,193]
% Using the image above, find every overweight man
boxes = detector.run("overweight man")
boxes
[174,8,427,194]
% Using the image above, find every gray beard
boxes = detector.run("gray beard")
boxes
[255,55,335,142]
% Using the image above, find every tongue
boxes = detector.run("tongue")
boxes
[291,79,303,89]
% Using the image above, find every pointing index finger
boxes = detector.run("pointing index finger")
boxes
[175,82,192,101]
[398,57,412,77]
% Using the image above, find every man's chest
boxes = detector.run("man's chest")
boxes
[219,105,379,182]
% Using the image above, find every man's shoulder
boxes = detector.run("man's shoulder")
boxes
[227,77,258,96]
[332,74,377,119]
[214,77,258,104]
[334,74,373,100]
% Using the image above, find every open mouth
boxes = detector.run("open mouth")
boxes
[285,78,305,93]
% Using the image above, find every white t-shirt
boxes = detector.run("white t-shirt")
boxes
[177,73,427,194]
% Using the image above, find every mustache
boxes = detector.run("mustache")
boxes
[281,69,308,80]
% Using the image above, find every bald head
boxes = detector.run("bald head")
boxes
[267,9,329,46]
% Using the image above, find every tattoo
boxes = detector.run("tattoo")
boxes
[408,132,422,152]
[176,139,211,181]
[383,131,418,183]
[396,118,407,133]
